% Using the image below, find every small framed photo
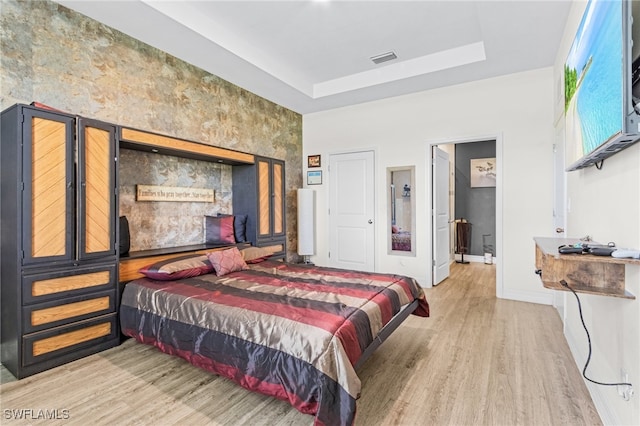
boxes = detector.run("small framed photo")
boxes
[307,170,322,185]
[308,155,321,168]
[470,157,496,188]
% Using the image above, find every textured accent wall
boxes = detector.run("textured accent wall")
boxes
[0,0,302,260]
[119,149,232,252]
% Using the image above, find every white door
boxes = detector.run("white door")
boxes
[328,151,375,271]
[433,147,450,285]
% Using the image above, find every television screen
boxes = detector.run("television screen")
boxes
[564,0,639,171]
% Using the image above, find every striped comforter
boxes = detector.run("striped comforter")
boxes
[120,261,429,425]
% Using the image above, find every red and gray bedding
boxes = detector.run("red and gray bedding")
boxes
[120,260,429,425]
[392,231,412,251]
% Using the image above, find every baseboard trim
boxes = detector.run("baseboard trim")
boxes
[500,288,554,305]
[564,324,617,425]
[454,254,496,264]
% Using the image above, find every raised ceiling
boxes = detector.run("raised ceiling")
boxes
[55,0,572,114]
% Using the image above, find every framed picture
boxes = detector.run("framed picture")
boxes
[307,170,322,185]
[307,155,321,168]
[470,158,496,188]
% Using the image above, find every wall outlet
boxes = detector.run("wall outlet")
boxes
[618,368,634,401]
[618,369,628,397]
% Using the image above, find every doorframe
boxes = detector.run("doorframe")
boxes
[552,123,567,319]
[426,133,504,298]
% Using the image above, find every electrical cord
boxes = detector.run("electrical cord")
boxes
[560,279,632,388]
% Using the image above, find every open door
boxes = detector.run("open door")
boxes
[432,147,450,285]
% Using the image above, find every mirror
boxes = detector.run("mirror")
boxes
[388,166,416,255]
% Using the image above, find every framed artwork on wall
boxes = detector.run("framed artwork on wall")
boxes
[470,158,496,188]
[307,170,322,185]
[308,155,321,168]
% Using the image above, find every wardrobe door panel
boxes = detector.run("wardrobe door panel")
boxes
[22,110,75,265]
[257,159,271,237]
[271,160,285,237]
[78,118,117,260]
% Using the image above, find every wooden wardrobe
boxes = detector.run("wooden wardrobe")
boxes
[0,104,120,378]
[233,156,287,258]
[1,103,287,379]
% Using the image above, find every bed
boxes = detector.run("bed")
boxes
[392,231,412,251]
[120,253,429,426]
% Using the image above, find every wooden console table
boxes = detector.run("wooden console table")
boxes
[534,237,637,300]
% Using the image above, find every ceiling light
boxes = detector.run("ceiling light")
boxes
[370,51,397,65]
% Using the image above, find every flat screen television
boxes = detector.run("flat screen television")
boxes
[564,0,640,171]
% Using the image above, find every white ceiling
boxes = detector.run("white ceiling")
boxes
[55,0,572,114]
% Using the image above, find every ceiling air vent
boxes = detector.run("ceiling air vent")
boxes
[370,51,397,65]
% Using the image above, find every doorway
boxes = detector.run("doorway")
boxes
[429,135,503,297]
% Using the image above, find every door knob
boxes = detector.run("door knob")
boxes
[368,219,373,224]
[555,227,564,233]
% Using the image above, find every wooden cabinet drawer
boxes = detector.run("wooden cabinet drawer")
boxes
[23,264,116,304]
[22,290,116,333]
[22,314,117,367]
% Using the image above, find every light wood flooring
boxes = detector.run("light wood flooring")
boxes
[0,262,602,425]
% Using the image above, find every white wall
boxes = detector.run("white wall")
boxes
[553,2,640,424]
[303,67,556,303]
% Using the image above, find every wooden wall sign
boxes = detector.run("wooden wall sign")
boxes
[136,185,214,202]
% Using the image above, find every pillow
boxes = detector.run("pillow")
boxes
[119,216,131,255]
[207,247,248,276]
[205,215,235,245]
[139,254,214,281]
[241,246,273,264]
[216,213,248,243]
[232,214,248,243]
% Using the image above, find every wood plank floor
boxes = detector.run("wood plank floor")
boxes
[1,262,602,425]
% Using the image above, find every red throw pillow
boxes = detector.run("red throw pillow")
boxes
[217,213,248,243]
[205,215,236,244]
[207,247,248,276]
